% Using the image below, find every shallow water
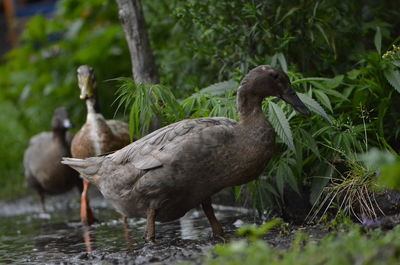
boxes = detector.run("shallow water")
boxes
[0,191,255,264]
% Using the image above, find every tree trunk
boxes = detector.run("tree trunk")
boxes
[114,0,159,84]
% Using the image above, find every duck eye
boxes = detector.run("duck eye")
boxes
[271,73,279,80]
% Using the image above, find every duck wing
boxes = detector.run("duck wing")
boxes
[108,117,237,170]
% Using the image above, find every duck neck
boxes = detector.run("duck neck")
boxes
[86,98,98,115]
[237,89,265,124]
[52,129,67,145]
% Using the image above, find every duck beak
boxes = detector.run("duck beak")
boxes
[63,119,73,129]
[280,88,311,116]
[78,76,93,100]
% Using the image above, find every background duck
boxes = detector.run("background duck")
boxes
[63,65,310,242]
[24,107,80,212]
[71,65,130,225]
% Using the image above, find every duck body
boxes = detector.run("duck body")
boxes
[71,112,130,159]
[84,114,275,222]
[25,132,79,193]
[64,65,310,240]
[72,65,131,225]
[24,107,80,210]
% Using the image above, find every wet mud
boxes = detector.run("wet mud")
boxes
[0,190,327,264]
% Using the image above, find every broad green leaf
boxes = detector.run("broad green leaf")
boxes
[321,88,349,101]
[299,128,320,158]
[314,90,332,113]
[270,53,278,67]
[309,80,349,101]
[324,75,344,89]
[268,102,295,152]
[347,69,360,80]
[297,93,332,124]
[279,162,299,195]
[384,67,400,93]
[292,77,332,85]
[198,80,238,96]
[276,53,288,73]
[374,26,382,54]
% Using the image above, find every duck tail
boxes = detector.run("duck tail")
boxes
[62,157,104,183]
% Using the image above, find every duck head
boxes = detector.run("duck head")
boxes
[77,65,96,100]
[240,65,310,116]
[52,107,73,131]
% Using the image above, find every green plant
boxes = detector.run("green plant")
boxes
[182,224,400,265]
[359,148,400,191]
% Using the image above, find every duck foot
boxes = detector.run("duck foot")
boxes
[212,234,226,243]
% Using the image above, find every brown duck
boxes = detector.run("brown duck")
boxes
[63,65,310,241]
[24,107,80,211]
[71,65,130,225]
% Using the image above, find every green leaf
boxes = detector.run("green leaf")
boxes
[237,218,282,240]
[325,75,344,89]
[384,67,400,93]
[278,161,299,195]
[299,128,320,158]
[315,23,331,48]
[276,53,288,73]
[276,7,299,24]
[198,80,238,96]
[268,102,295,152]
[314,90,332,113]
[347,69,360,80]
[308,80,349,101]
[291,77,332,85]
[374,26,382,54]
[297,93,332,124]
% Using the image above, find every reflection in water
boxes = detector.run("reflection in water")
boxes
[180,213,200,240]
[82,226,93,253]
[0,195,253,264]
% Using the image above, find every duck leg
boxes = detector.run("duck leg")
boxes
[122,216,134,249]
[80,179,95,226]
[122,215,127,224]
[38,192,46,213]
[202,198,224,236]
[145,208,156,243]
